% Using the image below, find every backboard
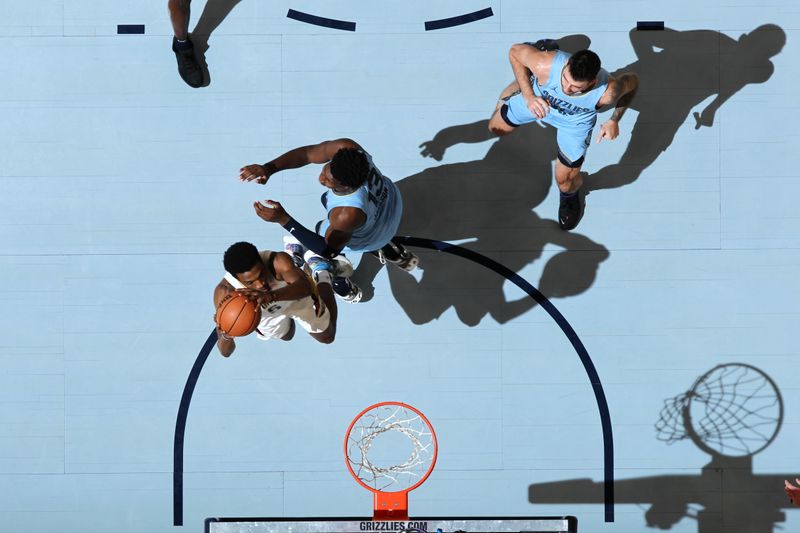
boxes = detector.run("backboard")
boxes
[205,516,577,533]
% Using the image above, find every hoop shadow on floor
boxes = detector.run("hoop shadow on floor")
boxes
[587,24,786,190]
[529,363,793,533]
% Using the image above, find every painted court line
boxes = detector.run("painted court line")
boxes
[173,237,615,525]
[286,9,356,32]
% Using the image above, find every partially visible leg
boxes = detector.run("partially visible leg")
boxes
[168,0,203,88]
[308,282,337,344]
[168,0,191,39]
[555,158,585,230]
[305,252,362,304]
[488,81,524,136]
[554,156,584,194]
[554,127,591,230]
[371,239,419,272]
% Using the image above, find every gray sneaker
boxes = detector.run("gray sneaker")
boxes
[283,235,307,268]
[303,250,354,279]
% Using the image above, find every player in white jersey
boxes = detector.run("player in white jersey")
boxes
[488,40,639,230]
[213,242,339,357]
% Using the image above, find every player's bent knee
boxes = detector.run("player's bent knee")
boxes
[489,124,512,136]
[488,117,514,136]
[490,104,519,136]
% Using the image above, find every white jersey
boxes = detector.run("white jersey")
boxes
[223,251,329,340]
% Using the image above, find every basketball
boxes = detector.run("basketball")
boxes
[215,292,261,337]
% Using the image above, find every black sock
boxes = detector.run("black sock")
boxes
[173,37,193,51]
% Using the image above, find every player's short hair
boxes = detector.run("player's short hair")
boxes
[330,148,369,189]
[223,242,261,275]
[568,50,601,82]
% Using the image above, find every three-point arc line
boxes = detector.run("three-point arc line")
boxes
[173,237,615,525]
[116,8,498,36]
[284,8,495,32]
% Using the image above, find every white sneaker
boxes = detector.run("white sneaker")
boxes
[283,235,307,267]
[303,249,354,279]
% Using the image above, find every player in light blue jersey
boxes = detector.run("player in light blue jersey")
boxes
[489,40,639,230]
[238,139,417,303]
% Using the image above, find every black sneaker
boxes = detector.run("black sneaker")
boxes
[332,276,363,304]
[378,242,419,272]
[172,37,203,88]
[532,38,560,52]
[558,190,584,231]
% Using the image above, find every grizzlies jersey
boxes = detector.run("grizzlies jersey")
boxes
[319,152,403,253]
[532,50,609,129]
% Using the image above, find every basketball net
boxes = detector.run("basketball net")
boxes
[345,403,437,520]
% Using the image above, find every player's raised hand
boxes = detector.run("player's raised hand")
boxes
[596,120,620,143]
[236,288,272,307]
[253,200,290,225]
[525,95,550,119]
[239,164,274,184]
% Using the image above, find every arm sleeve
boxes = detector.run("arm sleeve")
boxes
[281,216,341,259]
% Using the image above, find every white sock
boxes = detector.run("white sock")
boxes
[314,270,332,285]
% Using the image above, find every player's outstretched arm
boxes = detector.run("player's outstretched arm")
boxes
[596,73,639,143]
[277,205,364,260]
[251,199,352,260]
[239,138,363,184]
[212,282,236,357]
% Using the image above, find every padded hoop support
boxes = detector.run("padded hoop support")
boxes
[374,491,409,521]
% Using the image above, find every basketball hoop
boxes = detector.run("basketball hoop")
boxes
[344,402,438,521]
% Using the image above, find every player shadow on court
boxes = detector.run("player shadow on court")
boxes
[528,363,792,533]
[586,24,786,191]
[352,118,609,326]
[188,0,242,87]
[351,34,608,326]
